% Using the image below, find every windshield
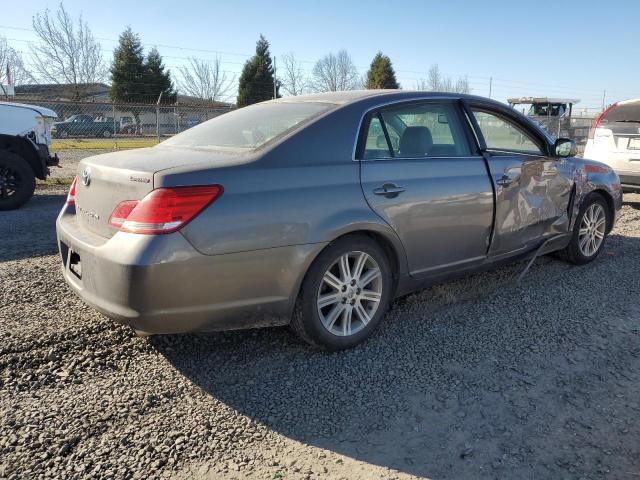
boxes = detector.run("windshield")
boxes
[527,103,566,117]
[162,102,333,151]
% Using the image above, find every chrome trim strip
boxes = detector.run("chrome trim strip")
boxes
[486,149,545,158]
[358,155,484,163]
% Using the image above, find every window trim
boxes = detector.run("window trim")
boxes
[355,98,475,161]
[467,103,551,157]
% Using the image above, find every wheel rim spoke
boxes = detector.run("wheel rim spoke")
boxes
[358,268,381,288]
[352,252,367,281]
[318,292,342,308]
[359,289,381,303]
[342,307,353,336]
[354,302,371,326]
[322,271,342,291]
[323,303,345,331]
[338,253,351,281]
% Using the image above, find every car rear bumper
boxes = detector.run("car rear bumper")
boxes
[56,209,325,334]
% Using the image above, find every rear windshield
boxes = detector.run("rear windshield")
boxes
[162,102,332,151]
[602,102,640,124]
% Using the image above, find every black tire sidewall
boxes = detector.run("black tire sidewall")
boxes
[298,236,393,350]
[567,193,609,264]
[0,153,36,210]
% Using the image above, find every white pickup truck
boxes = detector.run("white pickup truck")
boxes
[0,101,59,209]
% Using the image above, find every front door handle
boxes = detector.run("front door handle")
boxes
[373,183,406,198]
[496,175,515,187]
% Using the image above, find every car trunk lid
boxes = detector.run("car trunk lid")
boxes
[74,146,253,238]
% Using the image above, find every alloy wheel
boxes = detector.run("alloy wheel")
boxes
[316,251,383,336]
[578,203,606,257]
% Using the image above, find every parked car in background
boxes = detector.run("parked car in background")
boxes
[0,101,59,210]
[57,91,622,350]
[52,114,116,139]
[584,99,640,191]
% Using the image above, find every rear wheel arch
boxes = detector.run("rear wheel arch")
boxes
[292,228,405,317]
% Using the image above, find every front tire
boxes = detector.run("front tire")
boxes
[558,193,610,265]
[103,129,112,138]
[291,235,393,350]
[0,152,36,211]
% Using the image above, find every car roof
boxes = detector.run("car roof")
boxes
[270,89,494,106]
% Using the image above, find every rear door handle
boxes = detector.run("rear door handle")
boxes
[373,183,406,198]
[496,175,515,187]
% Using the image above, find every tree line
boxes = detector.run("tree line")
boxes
[0,3,471,107]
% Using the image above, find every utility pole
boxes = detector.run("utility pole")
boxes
[156,91,163,144]
[601,90,606,110]
[273,56,277,99]
[488,77,492,99]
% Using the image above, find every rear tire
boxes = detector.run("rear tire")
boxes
[291,235,393,350]
[103,129,112,138]
[557,193,610,265]
[0,152,36,211]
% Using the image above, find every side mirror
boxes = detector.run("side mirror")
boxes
[554,138,577,158]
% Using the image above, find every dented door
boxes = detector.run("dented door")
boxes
[471,108,572,255]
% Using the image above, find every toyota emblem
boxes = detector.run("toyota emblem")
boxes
[82,167,91,187]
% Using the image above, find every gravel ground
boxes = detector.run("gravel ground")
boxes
[1,188,639,480]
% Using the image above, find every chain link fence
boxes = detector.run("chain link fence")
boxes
[13,95,234,150]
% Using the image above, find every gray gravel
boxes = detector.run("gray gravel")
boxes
[1,188,639,479]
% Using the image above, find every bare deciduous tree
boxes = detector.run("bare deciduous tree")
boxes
[0,36,33,86]
[280,52,307,96]
[31,3,106,95]
[311,49,359,92]
[179,57,235,102]
[416,64,471,94]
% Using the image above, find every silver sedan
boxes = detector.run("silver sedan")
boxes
[56,91,622,349]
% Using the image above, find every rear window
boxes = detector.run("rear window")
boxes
[162,102,332,151]
[602,102,640,124]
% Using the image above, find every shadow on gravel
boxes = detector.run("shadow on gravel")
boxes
[151,234,640,478]
[0,192,65,262]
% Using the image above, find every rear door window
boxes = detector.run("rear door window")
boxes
[362,103,471,159]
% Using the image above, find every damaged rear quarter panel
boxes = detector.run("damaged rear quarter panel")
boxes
[567,157,622,231]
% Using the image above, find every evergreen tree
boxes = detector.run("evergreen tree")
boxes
[365,52,400,90]
[145,48,176,103]
[110,29,176,104]
[237,35,279,107]
[109,28,146,103]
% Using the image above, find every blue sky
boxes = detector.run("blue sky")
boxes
[2,0,638,109]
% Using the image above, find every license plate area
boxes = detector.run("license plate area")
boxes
[629,138,640,150]
[69,250,82,279]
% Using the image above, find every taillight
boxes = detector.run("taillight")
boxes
[588,103,617,139]
[66,176,78,206]
[108,185,223,234]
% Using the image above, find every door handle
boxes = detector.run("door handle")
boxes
[373,183,406,198]
[496,175,514,187]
